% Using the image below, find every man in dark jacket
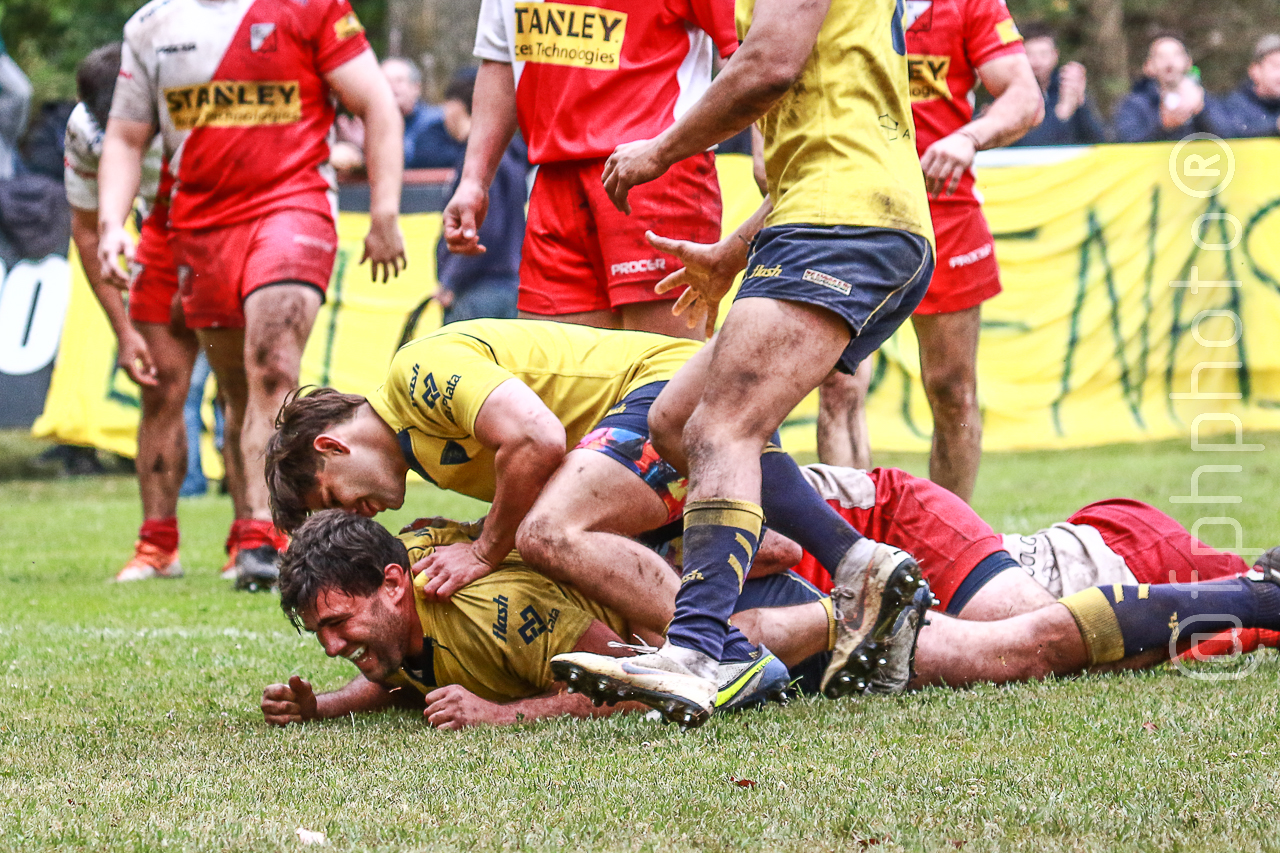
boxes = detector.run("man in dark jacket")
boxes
[1012,23,1106,146]
[1113,35,1214,143]
[1206,34,1280,139]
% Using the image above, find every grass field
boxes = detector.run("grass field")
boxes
[2,431,1279,852]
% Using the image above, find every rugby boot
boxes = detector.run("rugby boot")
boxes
[552,645,718,729]
[864,583,933,695]
[115,540,183,582]
[821,541,930,698]
[715,647,792,711]
[234,544,281,592]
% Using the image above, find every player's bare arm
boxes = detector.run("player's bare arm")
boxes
[326,49,407,283]
[920,52,1043,196]
[70,206,156,386]
[601,0,831,213]
[442,60,519,256]
[416,379,567,601]
[260,673,396,727]
[423,620,646,730]
[96,117,154,287]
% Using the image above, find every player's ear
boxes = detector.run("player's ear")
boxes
[383,563,410,602]
[314,434,350,456]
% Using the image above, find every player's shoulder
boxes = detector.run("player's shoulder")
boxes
[124,0,187,42]
[63,103,102,168]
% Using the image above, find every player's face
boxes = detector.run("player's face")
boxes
[304,587,407,683]
[307,443,407,520]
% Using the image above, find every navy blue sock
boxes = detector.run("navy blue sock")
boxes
[1062,579,1280,664]
[666,499,764,662]
[721,626,759,662]
[759,446,860,577]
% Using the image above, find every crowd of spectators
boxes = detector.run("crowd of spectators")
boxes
[1013,29,1280,145]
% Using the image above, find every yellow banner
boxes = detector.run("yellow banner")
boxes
[33,140,1280,467]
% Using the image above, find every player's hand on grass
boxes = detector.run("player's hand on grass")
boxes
[117,326,158,387]
[413,541,497,602]
[362,212,407,283]
[602,137,670,214]
[442,178,490,256]
[920,131,978,197]
[647,230,742,332]
[424,684,511,730]
[97,223,135,289]
[261,676,319,727]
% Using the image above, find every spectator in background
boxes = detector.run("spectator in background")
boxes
[1012,23,1107,146]
[434,67,528,324]
[384,57,466,169]
[1205,34,1280,139]
[1113,34,1213,143]
[0,33,32,180]
[332,58,469,173]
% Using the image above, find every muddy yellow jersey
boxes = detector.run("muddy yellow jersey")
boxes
[368,319,701,502]
[738,0,932,241]
[382,520,629,702]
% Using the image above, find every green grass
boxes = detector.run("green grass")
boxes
[2,434,1279,852]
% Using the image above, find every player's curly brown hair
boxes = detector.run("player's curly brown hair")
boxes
[265,387,367,533]
[278,510,411,631]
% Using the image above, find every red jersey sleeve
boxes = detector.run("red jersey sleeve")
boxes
[670,0,739,59]
[312,0,372,74]
[962,0,1024,69]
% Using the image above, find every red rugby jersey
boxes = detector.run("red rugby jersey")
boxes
[904,0,1023,204]
[473,0,738,165]
[113,0,370,230]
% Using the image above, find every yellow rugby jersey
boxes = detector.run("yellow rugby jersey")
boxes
[738,0,933,240]
[369,319,701,502]
[383,520,629,703]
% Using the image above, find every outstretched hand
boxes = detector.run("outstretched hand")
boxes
[648,230,743,335]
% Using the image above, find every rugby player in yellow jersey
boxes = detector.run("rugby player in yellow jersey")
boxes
[266,318,885,710]
[557,0,938,725]
[260,512,814,728]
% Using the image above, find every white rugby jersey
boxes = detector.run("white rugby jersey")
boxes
[473,0,738,164]
[110,0,369,229]
[63,102,165,216]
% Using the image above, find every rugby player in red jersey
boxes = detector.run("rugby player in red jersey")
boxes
[442,0,738,340]
[97,0,406,589]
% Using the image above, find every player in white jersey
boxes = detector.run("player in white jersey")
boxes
[66,43,246,581]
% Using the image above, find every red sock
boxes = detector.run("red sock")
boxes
[229,518,281,551]
[1176,627,1278,661]
[139,517,179,552]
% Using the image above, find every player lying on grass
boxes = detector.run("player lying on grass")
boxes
[262,506,1280,730]
[266,319,924,711]
[738,464,1280,685]
[261,511,802,729]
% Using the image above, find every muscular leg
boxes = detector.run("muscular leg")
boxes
[816,360,872,469]
[912,306,982,502]
[956,568,1057,622]
[664,298,851,663]
[731,601,829,669]
[197,328,249,520]
[241,284,323,519]
[517,449,679,645]
[134,321,198,520]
